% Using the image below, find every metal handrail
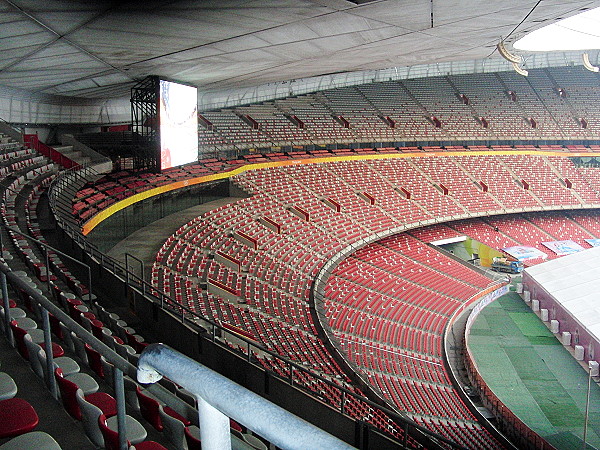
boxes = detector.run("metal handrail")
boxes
[138,343,355,450]
[0,223,93,304]
[1,256,357,449]
[0,262,133,449]
[0,260,245,449]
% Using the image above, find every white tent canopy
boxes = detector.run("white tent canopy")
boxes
[0,0,594,100]
[525,246,600,336]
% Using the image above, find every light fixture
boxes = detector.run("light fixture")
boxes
[497,41,522,64]
[583,53,599,72]
[512,62,529,77]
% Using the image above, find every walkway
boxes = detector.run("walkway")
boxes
[104,197,243,278]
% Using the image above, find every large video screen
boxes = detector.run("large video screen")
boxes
[159,79,198,170]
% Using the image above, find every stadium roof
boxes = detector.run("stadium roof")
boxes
[0,0,597,99]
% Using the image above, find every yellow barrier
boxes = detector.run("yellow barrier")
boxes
[81,149,600,235]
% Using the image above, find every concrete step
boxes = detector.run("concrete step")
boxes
[52,145,73,151]
[53,145,77,156]
[52,145,91,164]
[78,156,92,165]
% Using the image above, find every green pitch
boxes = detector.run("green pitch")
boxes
[469,292,600,449]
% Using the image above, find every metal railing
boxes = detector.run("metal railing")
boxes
[48,163,99,227]
[0,223,93,304]
[138,343,355,450]
[0,117,23,143]
[0,260,281,450]
[23,134,80,169]
[1,262,134,449]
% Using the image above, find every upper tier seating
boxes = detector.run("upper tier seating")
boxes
[72,145,600,227]
[196,67,600,152]
[74,147,600,226]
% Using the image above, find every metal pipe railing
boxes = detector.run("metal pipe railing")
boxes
[0,262,133,449]
[1,223,93,306]
[138,343,356,450]
[124,253,144,293]
[1,272,12,345]
[0,260,204,450]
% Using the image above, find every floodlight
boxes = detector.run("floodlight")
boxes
[583,53,599,72]
[512,62,528,77]
[497,41,522,64]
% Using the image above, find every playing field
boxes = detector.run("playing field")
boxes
[469,291,600,449]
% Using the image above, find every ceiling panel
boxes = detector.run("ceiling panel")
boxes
[0,0,597,99]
